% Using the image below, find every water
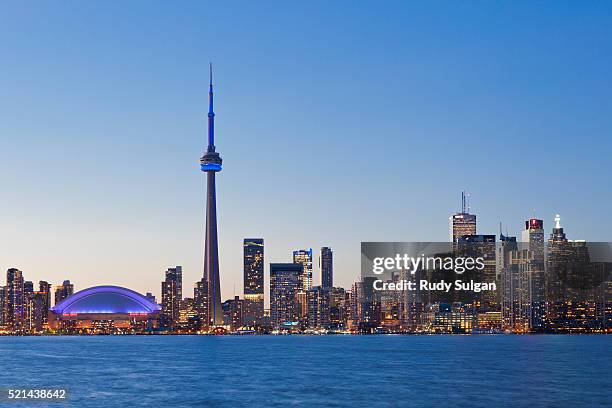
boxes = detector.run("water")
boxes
[0,335,610,407]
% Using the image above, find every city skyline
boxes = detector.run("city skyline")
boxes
[2,2,612,303]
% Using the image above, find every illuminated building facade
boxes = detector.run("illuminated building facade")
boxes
[522,218,546,330]
[270,263,302,329]
[49,285,161,333]
[222,296,245,329]
[6,268,25,331]
[306,286,331,329]
[293,249,313,291]
[449,192,476,242]
[161,266,182,328]
[243,238,264,319]
[320,247,333,289]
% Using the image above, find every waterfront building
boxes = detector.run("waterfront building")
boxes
[24,280,34,331]
[222,296,245,330]
[49,285,160,333]
[293,249,313,291]
[306,286,331,329]
[545,215,608,332]
[6,268,25,331]
[0,286,6,327]
[161,266,182,328]
[329,287,348,329]
[501,248,532,332]
[320,247,333,289]
[243,238,264,320]
[178,297,198,331]
[522,218,546,330]
[456,234,498,314]
[269,263,302,329]
[194,279,209,328]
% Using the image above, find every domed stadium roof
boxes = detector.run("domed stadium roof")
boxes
[50,285,161,315]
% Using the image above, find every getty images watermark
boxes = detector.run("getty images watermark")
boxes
[361,242,496,296]
[360,241,612,304]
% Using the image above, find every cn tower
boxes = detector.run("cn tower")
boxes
[200,63,223,325]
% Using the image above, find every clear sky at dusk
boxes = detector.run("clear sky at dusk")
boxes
[1,1,611,302]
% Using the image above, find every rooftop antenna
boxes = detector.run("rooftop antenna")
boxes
[461,191,466,213]
[466,192,471,213]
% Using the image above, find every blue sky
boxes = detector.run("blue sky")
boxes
[1,1,611,302]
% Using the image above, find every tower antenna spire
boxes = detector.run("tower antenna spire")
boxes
[200,63,223,327]
[207,62,215,149]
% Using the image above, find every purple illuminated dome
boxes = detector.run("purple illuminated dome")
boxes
[50,285,161,315]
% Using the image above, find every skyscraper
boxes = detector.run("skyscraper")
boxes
[293,249,313,291]
[194,279,209,328]
[243,238,264,319]
[0,286,6,326]
[449,191,476,242]
[522,218,544,261]
[307,286,331,329]
[24,280,34,331]
[161,266,182,327]
[200,64,223,326]
[270,263,302,329]
[320,247,333,289]
[6,268,25,331]
[54,280,74,305]
[521,218,546,331]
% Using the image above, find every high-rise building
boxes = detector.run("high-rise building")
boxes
[161,267,182,328]
[522,218,544,261]
[320,247,333,289]
[31,282,51,333]
[178,297,197,326]
[222,296,245,330]
[200,64,223,326]
[54,280,74,305]
[243,238,264,319]
[293,249,313,291]
[38,281,51,323]
[194,279,209,328]
[24,281,34,331]
[501,248,532,332]
[456,235,498,313]
[449,192,476,242]
[0,286,6,326]
[329,287,348,328]
[521,217,545,330]
[270,263,302,329]
[307,286,331,329]
[6,268,25,331]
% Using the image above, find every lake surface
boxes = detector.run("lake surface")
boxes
[0,335,610,407]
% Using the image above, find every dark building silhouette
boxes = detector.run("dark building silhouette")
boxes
[320,247,333,289]
[54,280,74,305]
